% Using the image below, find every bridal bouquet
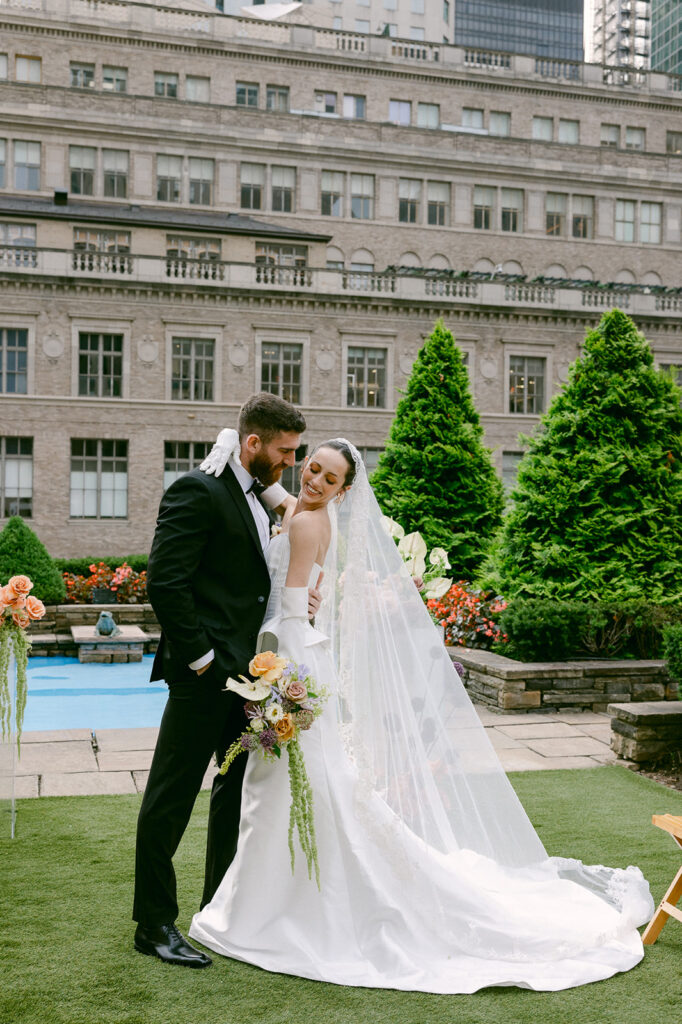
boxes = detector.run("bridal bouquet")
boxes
[219,651,327,886]
[1,574,46,749]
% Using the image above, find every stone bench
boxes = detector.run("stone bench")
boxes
[609,701,682,766]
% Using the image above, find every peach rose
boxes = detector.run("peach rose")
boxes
[8,575,33,597]
[25,596,46,621]
[12,608,30,628]
[284,679,308,703]
[1,584,17,605]
[274,714,295,743]
[249,650,287,683]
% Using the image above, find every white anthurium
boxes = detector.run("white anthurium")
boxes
[429,547,451,570]
[381,515,405,540]
[224,674,271,701]
[398,531,427,578]
[424,577,452,600]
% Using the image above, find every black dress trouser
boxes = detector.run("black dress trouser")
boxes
[133,669,247,927]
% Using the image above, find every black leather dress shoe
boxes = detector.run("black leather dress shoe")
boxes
[134,923,212,968]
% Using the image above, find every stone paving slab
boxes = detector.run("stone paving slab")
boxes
[94,728,159,752]
[525,737,611,758]
[497,722,586,740]
[97,749,154,772]
[474,710,561,726]
[41,771,137,797]
[575,724,613,742]
[496,748,552,771]
[485,729,523,750]
[14,740,98,776]
[21,729,93,744]
[522,755,607,771]
[551,712,610,724]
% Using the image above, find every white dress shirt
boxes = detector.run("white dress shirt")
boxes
[188,458,287,671]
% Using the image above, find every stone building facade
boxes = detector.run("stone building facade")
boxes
[0,0,681,557]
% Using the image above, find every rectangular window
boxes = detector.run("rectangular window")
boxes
[236,81,259,107]
[601,123,620,147]
[558,119,579,144]
[315,91,337,114]
[16,56,41,83]
[489,111,511,136]
[166,236,221,261]
[625,127,645,151]
[70,439,128,519]
[0,139,5,188]
[501,188,523,233]
[410,27,426,41]
[641,202,662,244]
[545,192,567,236]
[443,0,450,20]
[0,55,7,81]
[14,141,40,191]
[266,85,289,113]
[69,146,96,196]
[321,170,344,217]
[615,199,636,242]
[532,116,553,142]
[157,154,182,203]
[0,437,32,518]
[186,76,209,103]
[255,243,308,268]
[509,356,545,415]
[102,66,127,92]
[462,107,484,129]
[163,441,211,490]
[359,446,383,474]
[189,157,214,206]
[343,94,366,119]
[502,450,523,492]
[78,333,123,398]
[411,0,425,11]
[103,149,128,198]
[0,328,28,395]
[154,72,178,98]
[384,0,397,9]
[427,181,449,226]
[399,178,421,224]
[355,19,370,32]
[272,166,295,213]
[350,174,374,220]
[240,163,265,210]
[473,186,494,230]
[347,347,386,408]
[666,131,682,155]
[73,228,130,254]
[171,338,214,401]
[261,342,303,404]
[389,100,411,126]
[70,62,95,89]
[0,222,37,268]
[417,103,439,129]
[572,195,594,239]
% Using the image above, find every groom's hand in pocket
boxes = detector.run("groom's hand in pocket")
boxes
[308,571,324,620]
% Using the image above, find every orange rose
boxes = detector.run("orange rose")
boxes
[249,650,287,683]
[12,609,30,628]
[274,714,295,743]
[25,596,46,621]
[1,584,17,605]
[8,575,33,596]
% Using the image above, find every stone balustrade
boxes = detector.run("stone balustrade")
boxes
[609,701,682,765]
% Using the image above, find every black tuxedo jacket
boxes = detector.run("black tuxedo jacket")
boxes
[148,466,271,686]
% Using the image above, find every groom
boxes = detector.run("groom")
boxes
[133,392,313,967]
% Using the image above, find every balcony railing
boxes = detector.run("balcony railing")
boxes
[1,248,680,320]
[1,0,681,95]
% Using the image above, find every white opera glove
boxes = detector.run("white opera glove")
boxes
[281,587,309,622]
[200,428,240,477]
[260,482,289,509]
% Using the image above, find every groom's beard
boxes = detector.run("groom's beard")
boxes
[250,452,285,487]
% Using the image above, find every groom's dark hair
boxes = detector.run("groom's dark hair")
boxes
[238,392,306,443]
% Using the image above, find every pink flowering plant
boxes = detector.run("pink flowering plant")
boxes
[0,575,46,750]
[219,650,328,886]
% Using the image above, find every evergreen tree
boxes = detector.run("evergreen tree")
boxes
[0,517,66,604]
[493,309,682,601]
[371,320,504,577]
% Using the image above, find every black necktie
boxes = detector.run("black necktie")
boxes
[247,479,266,498]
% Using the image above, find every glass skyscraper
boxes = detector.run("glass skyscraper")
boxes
[455,0,583,62]
[651,0,682,74]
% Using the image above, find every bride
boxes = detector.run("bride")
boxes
[190,438,653,993]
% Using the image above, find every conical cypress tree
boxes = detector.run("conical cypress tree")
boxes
[371,320,504,576]
[494,309,682,601]
[0,517,66,604]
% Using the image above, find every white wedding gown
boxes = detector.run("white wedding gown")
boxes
[190,533,653,993]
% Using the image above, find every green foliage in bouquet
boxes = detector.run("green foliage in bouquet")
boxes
[371,320,504,577]
[0,517,65,604]
[492,310,682,602]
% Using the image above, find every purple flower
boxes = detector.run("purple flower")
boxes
[259,728,277,750]
[297,663,310,678]
[295,709,314,731]
[240,733,258,751]
[244,701,262,719]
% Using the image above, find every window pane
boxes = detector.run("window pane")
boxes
[532,116,553,142]
[490,111,511,136]
[558,119,579,144]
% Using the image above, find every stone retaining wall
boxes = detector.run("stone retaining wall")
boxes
[448,647,677,713]
[29,604,160,657]
[609,701,682,765]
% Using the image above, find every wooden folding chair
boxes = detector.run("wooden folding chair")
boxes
[642,814,682,945]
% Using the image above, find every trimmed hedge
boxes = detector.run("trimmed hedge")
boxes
[53,555,148,575]
[0,517,66,604]
[497,599,682,662]
[662,624,682,699]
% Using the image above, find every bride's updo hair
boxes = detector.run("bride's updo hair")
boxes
[312,439,357,489]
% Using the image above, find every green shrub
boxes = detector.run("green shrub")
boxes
[662,624,682,699]
[54,554,148,575]
[497,600,592,661]
[0,517,66,604]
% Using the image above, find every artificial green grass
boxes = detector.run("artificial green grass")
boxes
[2,767,681,1024]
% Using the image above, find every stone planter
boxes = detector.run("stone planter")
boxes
[92,587,117,603]
[609,701,682,765]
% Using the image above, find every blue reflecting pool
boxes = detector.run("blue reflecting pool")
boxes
[25,655,167,732]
